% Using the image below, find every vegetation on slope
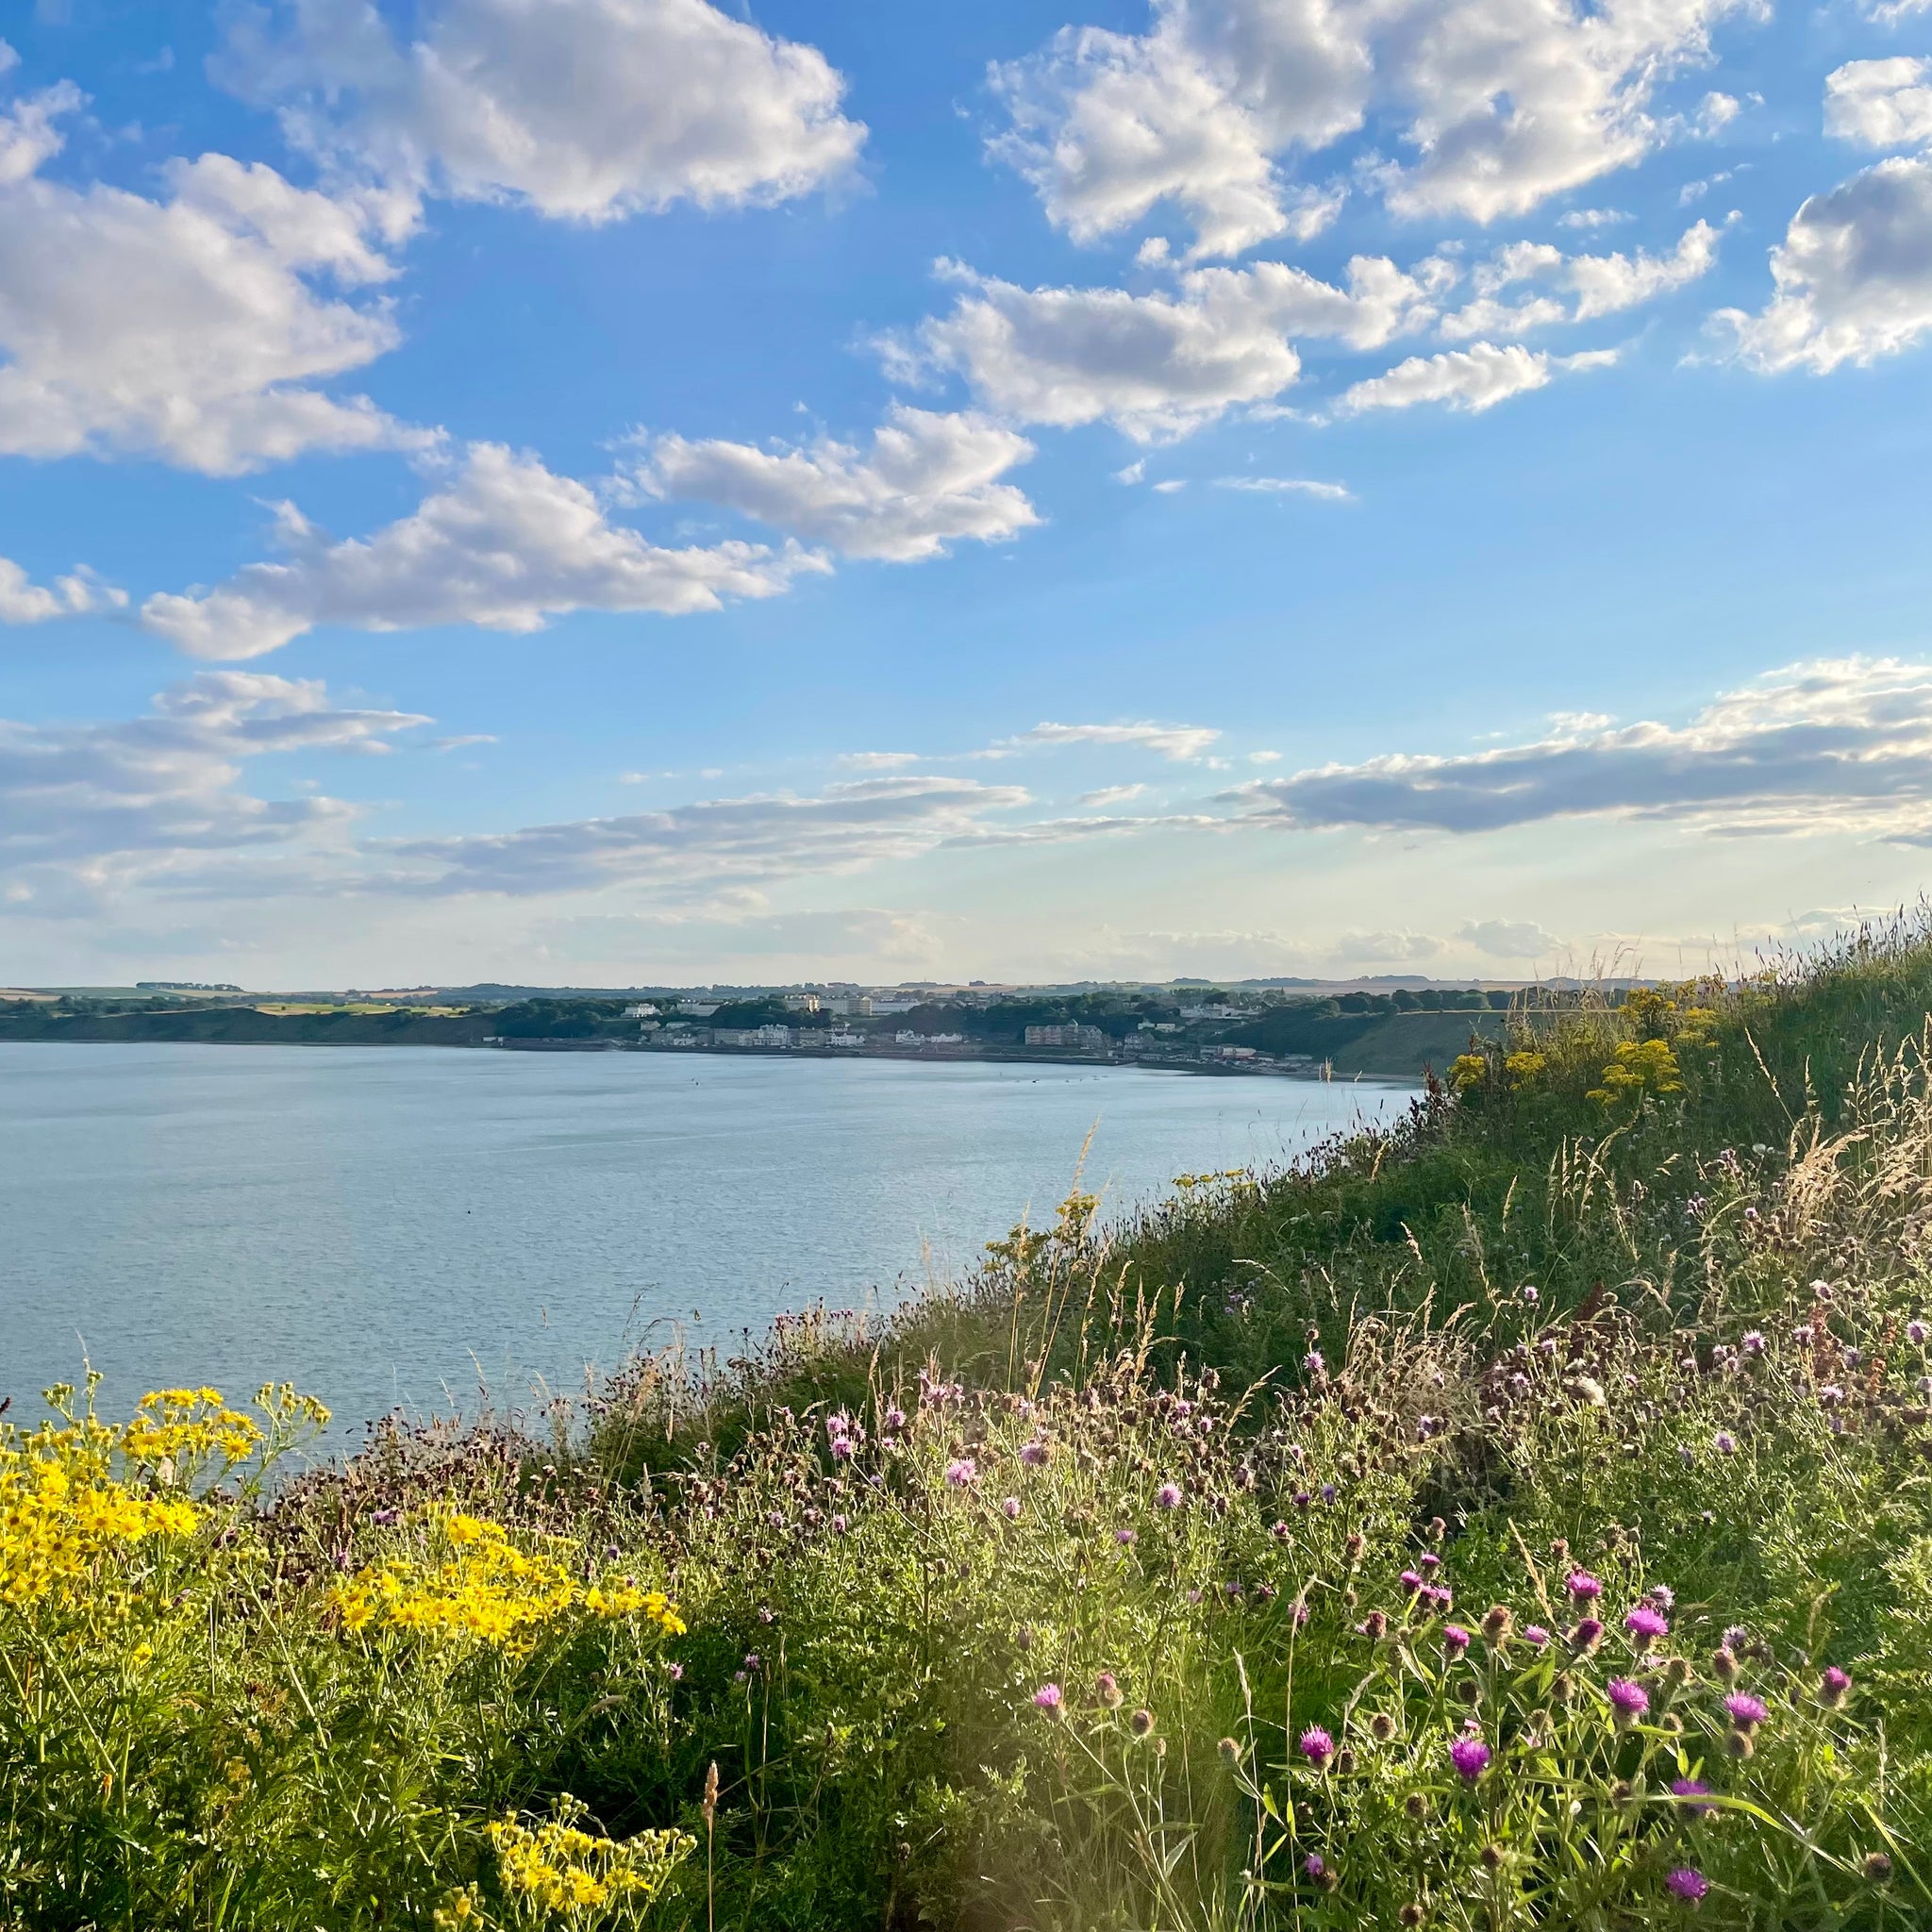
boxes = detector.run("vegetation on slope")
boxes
[8,920,1932,1928]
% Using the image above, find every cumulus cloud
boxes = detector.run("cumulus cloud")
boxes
[897,254,1449,440]
[217,0,864,222]
[637,407,1039,561]
[1079,781,1148,806]
[1007,720,1221,760]
[1457,917,1563,958]
[0,673,425,896]
[141,442,825,659]
[1335,928,1448,962]
[990,0,1753,258]
[0,96,420,473]
[0,558,125,624]
[1221,658,1932,841]
[377,773,1031,897]
[1336,342,1616,416]
[1824,58,1932,151]
[1719,155,1932,372]
[1440,222,1724,337]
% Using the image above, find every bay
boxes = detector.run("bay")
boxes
[0,1043,1413,1448]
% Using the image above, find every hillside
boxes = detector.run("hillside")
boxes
[7,920,1932,1929]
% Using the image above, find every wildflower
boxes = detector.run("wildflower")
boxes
[1019,1441,1050,1468]
[1481,1605,1512,1644]
[1095,1671,1124,1708]
[1302,1351,1325,1375]
[1114,1527,1136,1546]
[1522,1285,1540,1305]
[1665,1868,1709,1905]
[1724,1692,1768,1732]
[1523,1624,1551,1648]
[1360,1610,1389,1641]
[1443,1624,1472,1658]
[1448,1737,1491,1782]
[1303,1853,1326,1880]
[1571,1617,1605,1654]
[830,1514,849,1534]
[1298,1726,1336,1768]
[1155,1481,1182,1509]
[1566,1570,1604,1604]
[1741,1330,1765,1355]
[1713,1432,1736,1456]
[1607,1678,1649,1725]
[1400,1569,1424,1594]
[1672,1778,1715,1812]
[1032,1683,1063,1713]
[1712,1646,1741,1684]
[1865,1853,1893,1883]
[1908,1321,1928,1346]
[1625,1605,1670,1648]
[1129,1708,1155,1738]
[1842,1346,1862,1367]
[884,1406,907,1431]
[1647,1584,1676,1609]
[1820,1665,1852,1707]
[1271,1519,1291,1541]
[945,1458,977,1488]
[830,1437,855,1461]
[1368,1711,1396,1740]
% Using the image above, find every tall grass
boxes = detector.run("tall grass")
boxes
[9,914,1932,1928]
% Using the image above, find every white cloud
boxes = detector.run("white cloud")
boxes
[1719,155,1932,373]
[839,751,922,771]
[141,442,825,660]
[1440,221,1724,336]
[1008,720,1221,760]
[1215,474,1352,499]
[0,672,425,895]
[1558,207,1633,230]
[1079,781,1148,806]
[1824,58,1932,151]
[638,407,1039,561]
[1695,91,1741,137]
[1335,928,1448,962]
[1222,658,1932,841]
[899,254,1449,440]
[0,98,420,473]
[0,558,124,623]
[1457,916,1562,957]
[378,773,1031,897]
[1336,342,1615,416]
[218,0,864,223]
[990,0,1755,258]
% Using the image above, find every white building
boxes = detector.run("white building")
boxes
[1025,1024,1108,1051]
[622,1003,659,1019]
[826,1030,865,1048]
[782,992,821,1013]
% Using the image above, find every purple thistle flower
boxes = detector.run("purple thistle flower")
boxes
[1155,1481,1182,1509]
[1522,1624,1551,1648]
[1724,1693,1768,1731]
[1647,1584,1676,1609]
[1522,1285,1540,1305]
[1271,1520,1291,1541]
[830,1513,849,1534]
[1665,1868,1709,1904]
[826,1412,851,1440]
[1303,1854,1326,1880]
[945,1457,977,1488]
[1115,1526,1137,1545]
[1820,1665,1852,1704]
[1572,1617,1605,1653]
[1425,1586,1455,1612]
[1400,1569,1424,1594]
[1001,1495,1023,1520]
[1713,1432,1737,1456]
[1908,1320,1928,1346]
[1020,1441,1050,1467]
[1566,1571,1604,1604]
[1607,1677,1649,1723]
[1303,1350,1324,1375]
[1741,1330,1766,1355]
[1625,1605,1670,1646]
[883,1406,907,1431]
[1298,1725,1336,1767]
[1291,1599,1310,1626]
[1443,1624,1472,1658]
[1293,1490,1312,1510]
[1448,1737,1491,1782]
[1032,1683,1063,1711]
[1322,1482,1338,1504]
[1672,1778,1715,1813]
[830,1436,855,1461]
[1420,1552,1443,1572]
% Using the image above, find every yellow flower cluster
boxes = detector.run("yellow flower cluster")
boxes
[489,1797,693,1925]
[330,1514,684,1646]
[119,1387,265,1472]
[0,1427,198,1610]
[1450,1050,1544,1095]
[1588,1037,1685,1108]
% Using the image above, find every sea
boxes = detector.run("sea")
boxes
[0,1043,1413,1451]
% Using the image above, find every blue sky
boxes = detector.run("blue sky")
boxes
[5,0,1932,989]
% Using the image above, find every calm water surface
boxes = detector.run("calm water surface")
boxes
[0,1044,1412,1445]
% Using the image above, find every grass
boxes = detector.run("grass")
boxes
[9,915,1932,1927]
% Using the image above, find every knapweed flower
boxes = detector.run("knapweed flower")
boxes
[1032,1683,1063,1713]
[1155,1481,1182,1509]
[1001,1496,1022,1521]
[1298,1726,1336,1767]
[1665,1868,1709,1905]
[1724,1693,1768,1731]
[1523,1624,1551,1648]
[1742,1330,1766,1355]
[1672,1779,1715,1813]
[1448,1737,1491,1782]
[1443,1624,1472,1658]
[1114,1527,1137,1546]
[1566,1571,1604,1604]
[1019,1441,1050,1468]
[1303,1854,1326,1881]
[1571,1617,1605,1653]
[1820,1666,1852,1707]
[830,1437,855,1461]
[944,1458,977,1488]
[1400,1569,1424,1595]
[1302,1350,1324,1375]
[1607,1678,1649,1725]
[883,1406,907,1431]
[1713,1432,1737,1456]
[1625,1605,1670,1648]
